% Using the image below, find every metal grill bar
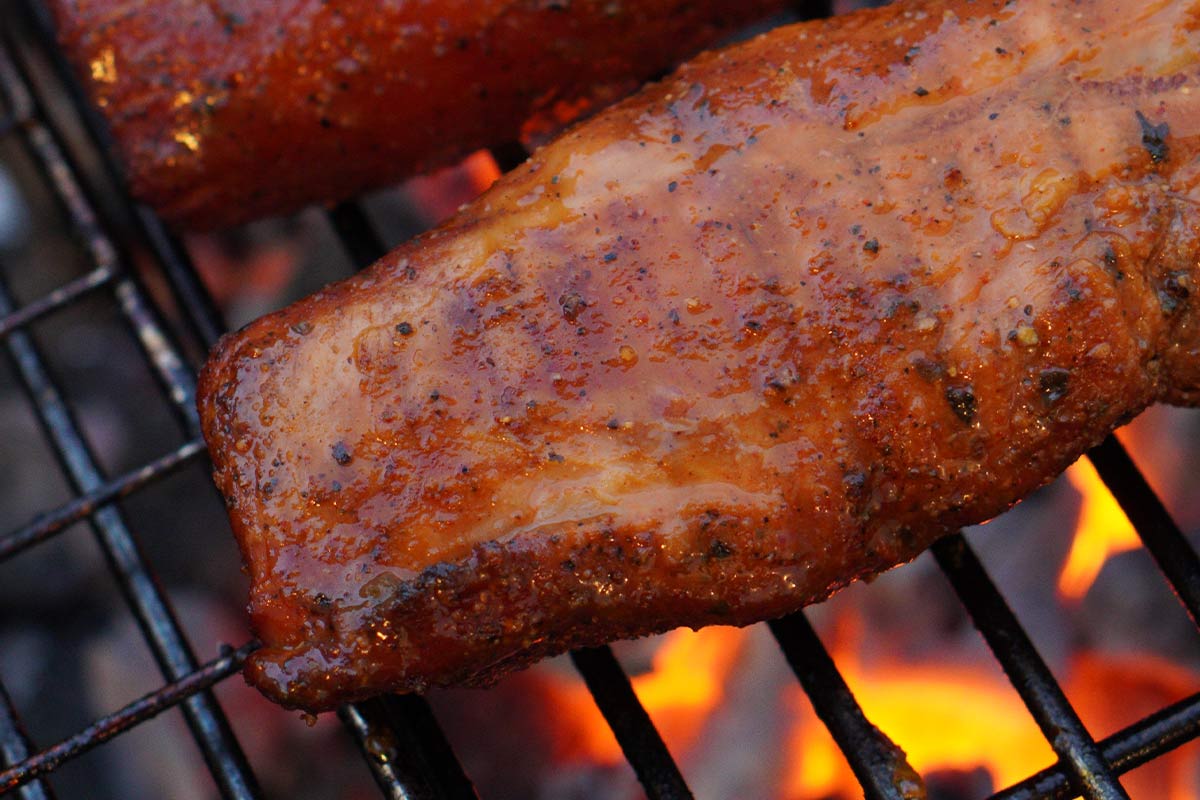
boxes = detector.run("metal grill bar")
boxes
[769,613,920,800]
[338,696,479,800]
[488,142,531,175]
[0,682,54,800]
[0,643,256,795]
[794,0,835,20]
[0,41,201,437]
[932,534,1130,800]
[329,202,390,274]
[570,647,694,799]
[14,0,228,353]
[0,268,261,799]
[131,206,228,350]
[0,110,24,137]
[995,692,1200,799]
[0,265,114,339]
[1087,435,1200,625]
[0,439,204,561]
[110,276,201,432]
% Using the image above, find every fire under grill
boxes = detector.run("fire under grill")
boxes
[0,1,1197,798]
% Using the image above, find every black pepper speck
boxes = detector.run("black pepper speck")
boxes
[1039,368,1070,404]
[709,540,734,559]
[945,385,977,424]
[1136,110,1170,163]
[1158,271,1191,314]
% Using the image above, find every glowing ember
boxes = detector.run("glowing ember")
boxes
[1058,458,1139,600]
[461,149,503,193]
[404,149,502,224]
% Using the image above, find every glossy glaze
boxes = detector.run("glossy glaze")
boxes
[200,0,1200,711]
[50,0,788,230]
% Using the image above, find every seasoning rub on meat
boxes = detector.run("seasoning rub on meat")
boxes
[49,0,788,229]
[199,0,1200,711]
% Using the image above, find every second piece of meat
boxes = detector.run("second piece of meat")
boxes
[50,0,789,229]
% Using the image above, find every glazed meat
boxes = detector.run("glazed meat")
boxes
[199,0,1200,711]
[49,0,789,230]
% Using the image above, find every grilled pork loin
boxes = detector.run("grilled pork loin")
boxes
[199,0,1200,711]
[49,0,788,230]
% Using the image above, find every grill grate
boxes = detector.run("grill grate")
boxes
[0,1,1197,798]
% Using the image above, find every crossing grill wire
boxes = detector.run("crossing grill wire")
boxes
[0,0,1197,797]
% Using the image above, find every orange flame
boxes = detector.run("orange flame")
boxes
[1069,651,1200,800]
[525,406,1198,797]
[536,618,1198,799]
[782,632,1199,799]
[544,626,745,764]
[783,651,1054,798]
[1057,458,1139,600]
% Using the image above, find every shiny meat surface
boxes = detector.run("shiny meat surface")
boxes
[199,0,1200,711]
[49,0,787,230]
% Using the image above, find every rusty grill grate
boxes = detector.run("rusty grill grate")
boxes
[0,1,1198,798]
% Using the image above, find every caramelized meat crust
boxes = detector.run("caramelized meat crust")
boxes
[199,0,1200,711]
[49,0,787,230]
